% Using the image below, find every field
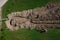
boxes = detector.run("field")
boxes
[1,0,60,40]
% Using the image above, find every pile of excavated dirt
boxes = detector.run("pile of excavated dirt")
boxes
[5,2,60,32]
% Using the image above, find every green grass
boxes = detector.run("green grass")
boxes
[0,32,2,40]
[1,0,60,40]
[2,29,60,40]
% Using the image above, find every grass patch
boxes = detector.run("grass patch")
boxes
[2,29,60,40]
